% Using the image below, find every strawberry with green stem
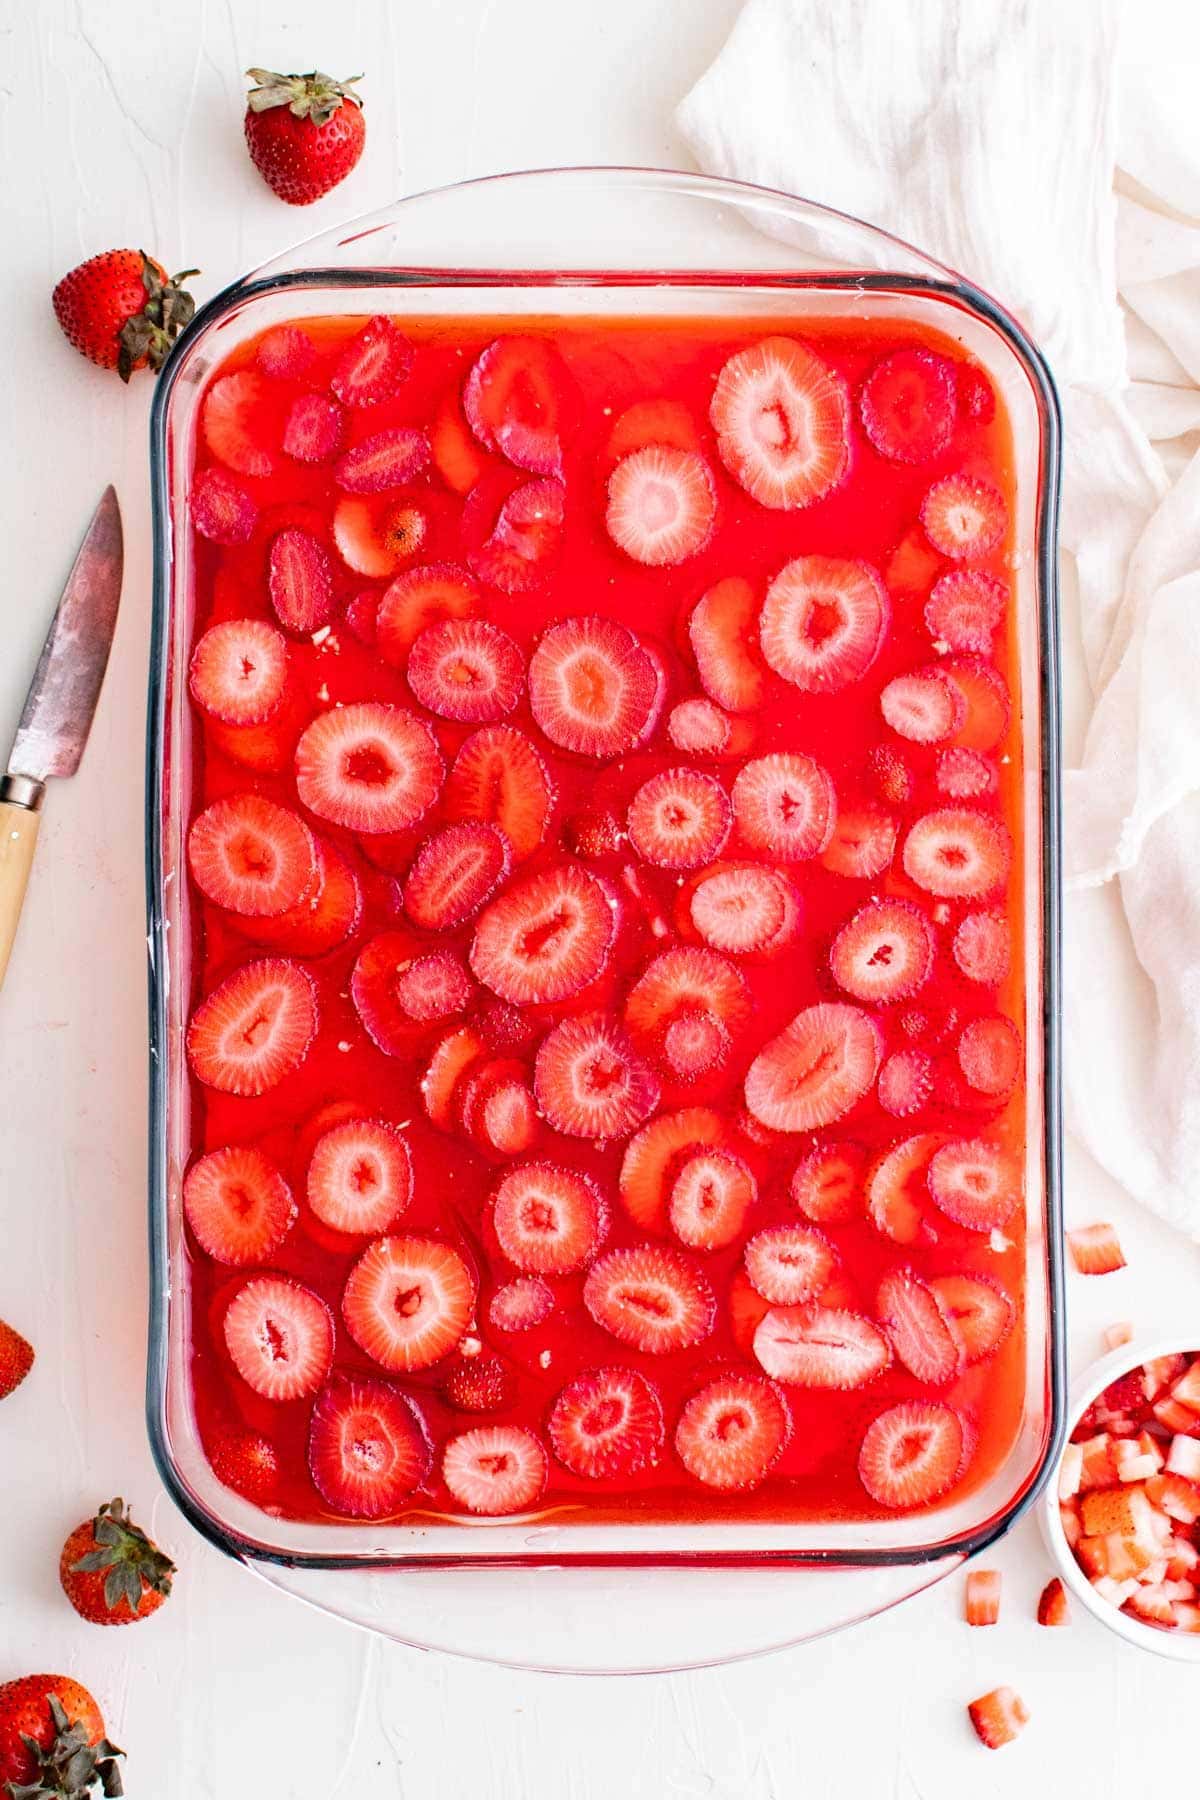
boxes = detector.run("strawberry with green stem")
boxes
[244,69,365,204]
[0,1676,123,1797]
[52,252,197,381]
[59,1498,175,1627]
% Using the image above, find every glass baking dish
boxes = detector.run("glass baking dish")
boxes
[145,168,1064,1657]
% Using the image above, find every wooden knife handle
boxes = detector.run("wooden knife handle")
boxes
[0,800,41,990]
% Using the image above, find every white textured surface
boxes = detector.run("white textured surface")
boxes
[1,1,1199,1794]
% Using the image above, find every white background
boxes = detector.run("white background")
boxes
[1,2,1198,1795]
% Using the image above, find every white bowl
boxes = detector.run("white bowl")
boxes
[1041,1330,1200,1662]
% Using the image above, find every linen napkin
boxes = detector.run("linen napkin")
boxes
[678,0,1200,1236]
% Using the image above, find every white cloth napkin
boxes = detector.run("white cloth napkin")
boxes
[678,0,1200,1236]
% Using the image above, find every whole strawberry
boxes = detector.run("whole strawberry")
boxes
[0,1317,34,1400]
[52,251,197,382]
[59,1498,175,1627]
[244,68,365,204]
[0,1676,123,1796]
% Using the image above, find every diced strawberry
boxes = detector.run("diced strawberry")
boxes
[334,426,429,492]
[583,1245,715,1354]
[1080,1484,1157,1539]
[619,1107,724,1232]
[243,839,362,957]
[791,1143,865,1225]
[744,1002,882,1132]
[256,324,315,380]
[1092,1574,1139,1607]
[529,615,661,758]
[463,336,571,476]
[534,1013,659,1141]
[306,1118,412,1235]
[420,1025,487,1130]
[332,494,428,578]
[877,1048,935,1117]
[1078,1434,1120,1492]
[865,1134,940,1243]
[903,807,1012,899]
[953,911,1010,985]
[603,397,700,468]
[927,1138,1020,1232]
[192,466,259,544]
[829,898,935,1004]
[375,562,477,663]
[668,1148,755,1250]
[1127,1583,1175,1626]
[1113,1439,1161,1483]
[667,697,740,758]
[406,618,524,722]
[964,1567,1001,1626]
[403,822,511,933]
[548,1366,665,1478]
[943,656,1011,752]
[189,619,289,725]
[489,1275,554,1332]
[444,724,554,861]
[282,392,344,464]
[330,316,413,407]
[442,1425,547,1515]
[1067,1223,1126,1277]
[880,668,966,744]
[662,1011,731,1082]
[624,946,750,1047]
[605,446,717,565]
[1154,1398,1195,1437]
[491,1161,607,1275]
[877,1267,962,1385]
[1102,1321,1135,1353]
[295,701,443,834]
[183,1145,296,1265]
[967,1686,1029,1751]
[820,804,898,880]
[187,958,317,1095]
[465,475,565,594]
[342,1234,474,1371]
[442,1348,517,1413]
[925,570,1006,652]
[307,1375,432,1518]
[884,525,943,603]
[759,556,890,693]
[1060,1498,1082,1546]
[223,1275,333,1400]
[936,747,998,800]
[626,768,732,871]
[957,364,995,422]
[732,752,836,860]
[1166,1534,1200,1578]
[1166,1435,1200,1482]
[675,1374,791,1491]
[688,577,766,714]
[1144,1353,1188,1400]
[710,335,850,509]
[921,474,1007,559]
[1036,1576,1069,1626]
[687,863,800,956]
[268,528,336,635]
[860,348,956,463]
[928,1273,1013,1364]
[188,793,317,917]
[470,863,613,1005]
[745,1225,835,1306]
[431,391,487,493]
[755,1307,890,1389]
[1170,1361,1200,1412]
[202,370,277,476]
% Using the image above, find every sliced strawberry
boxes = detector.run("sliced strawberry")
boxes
[548,1366,665,1479]
[877,1048,935,1117]
[350,932,457,1051]
[206,679,309,775]
[732,752,836,860]
[958,1015,1022,1096]
[431,391,487,493]
[334,426,430,492]
[282,392,344,464]
[820,804,898,880]
[876,1267,962,1385]
[243,839,362,957]
[470,863,613,1006]
[332,494,428,578]
[342,1234,475,1371]
[925,570,1006,651]
[343,589,380,645]
[928,1138,1021,1231]
[753,1307,891,1388]
[860,348,956,463]
[534,1013,659,1141]
[667,697,742,758]
[710,335,850,508]
[675,1374,791,1491]
[858,1400,964,1508]
[558,813,621,863]
[308,1375,432,1517]
[466,476,565,594]
[829,898,934,1004]
[744,1225,835,1306]
[442,1425,547,1515]
[868,744,915,808]
[759,556,889,692]
[604,398,700,467]
[885,526,943,604]
[187,958,317,1095]
[406,618,524,722]
[189,619,288,726]
[489,1276,554,1332]
[330,316,413,407]
[964,1567,1002,1626]
[295,701,443,834]
[529,615,661,758]
[957,364,995,421]
[256,324,314,380]
[921,474,1007,559]
[306,1117,412,1235]
[619,1107,724,1232]
[183,1145,296,1265]
[791,1143,865,1225]
[188,794,317,917]
[443,1353,518,1423]
[268,528,336,635]
[492,1162,607,1275]
[202,370,276,476]
[668,1148,756,1250]
[583,1245,715,1354]
[605,446,717,565]
[403,822,511,932]
[688,577,765,713]
[865,1134,941,1243]
[880,668,966,744]
[1067,1222,1127,1276]
[208,1425,279,1503]
[475,1072,539,1156]
[223,1274,333,1400]
[1036,1576,1070,1626]
[624,767,731,871]
[421,1025,487,1129]
[936,747,998,799]
[394,948,473,1023]
[952,911,1010,985]
[193,466,259,544]
[463,336,570,476]
[687,863,800,955]
[375,562,477,664]
[625,946,749,1047]
[902,807,1011,899]
[943,657,1011,752]
[444,724,554,861]
[662,1011,732,1081]
[744,1003,882,1132]
[967,1686,1029,1751]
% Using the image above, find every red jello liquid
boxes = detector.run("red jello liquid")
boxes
[181,310,1029,1528]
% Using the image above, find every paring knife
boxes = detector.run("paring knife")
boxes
[0,487,123,988]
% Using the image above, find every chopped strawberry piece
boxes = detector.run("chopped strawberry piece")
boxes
[268,528,336,634]
[1166,1435,1200,1481]
[188,793,317,917]
[470,863,613,1005]
[829,898,934,1004]
[668,1148,756,1249]
[282,392,344,464]
[921,473,1007,559]
[1077,1434,1120,1492]
[183,1145,296,1265]
[925,570,1006,651]
[332,494,428,577]
[754,1306,891,1389]
[791,1143,865,1225]
[334,426,429,492]
[903,807,1011,899]
[732,752,837,860]
[627,768,732,870]
[819,804,898,880]
[202,369,277,476]
[1149,1473,1200,1525]
[687,864,800,956]
[688,576,766,713]
[928,1273,1014,1363]
[710,335,850,509]
[583,1245,715,1354]
[744,1002,882,1132]
[1036,1576,1069,1626]
[1154,1396,1196,1434]
[444,724,554,861]
[967,1686,1028,1750]
[189,619,289,725]
[927,1138,1020,1232]
[1127,1583,1175,1626]
[341,1234,474,1371]
[529,615,661,758]
[1102,1321,1134,1352]
[534,1013,659,1141]
[877,1267,962,1385]
[406,618,524,722]
[1170,1361,1200,1412]
[619,1107,724,1232]
[442,1425,547,1515]
[256,324,315,380]
[548,1366,664,1478]
[489,1276,554,1332]
[243,838,363,957]
[442,1351,516,1414]
[943,656,1011,751]
[295,701,443,834]
[466,475,565,594]
[1144,1353,1188,1400]
[403,821,511,932]
[187,957,317,1095]
[958,1015,1022,1097]
[605,446,717,565]
[308,1375,432,1518]
[330,316,413,408]
[603,397,700,467]
[306,1117,413,1235]
[866,1134,940,1243]
[759,556,890,693]
[463,336,571,476]
[953,911,1010,985]
[878,1048,935,1117]
[667,697,739,758]
[492,1161,607,1275]
[675,1374,791,1491]
[375,562,478,664]
[224,1275,333,1400]
[1113,1439,1161,1483]
[884,525,943,603]
[880,668,966,744]
[192,466,259,544]
[744,1224,835,1307]
[624,946,749,1046]
[860,348,956,463]
[1067,1223,1127,1277]
[964,1566,1002,1626]
[431,391,487,493]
